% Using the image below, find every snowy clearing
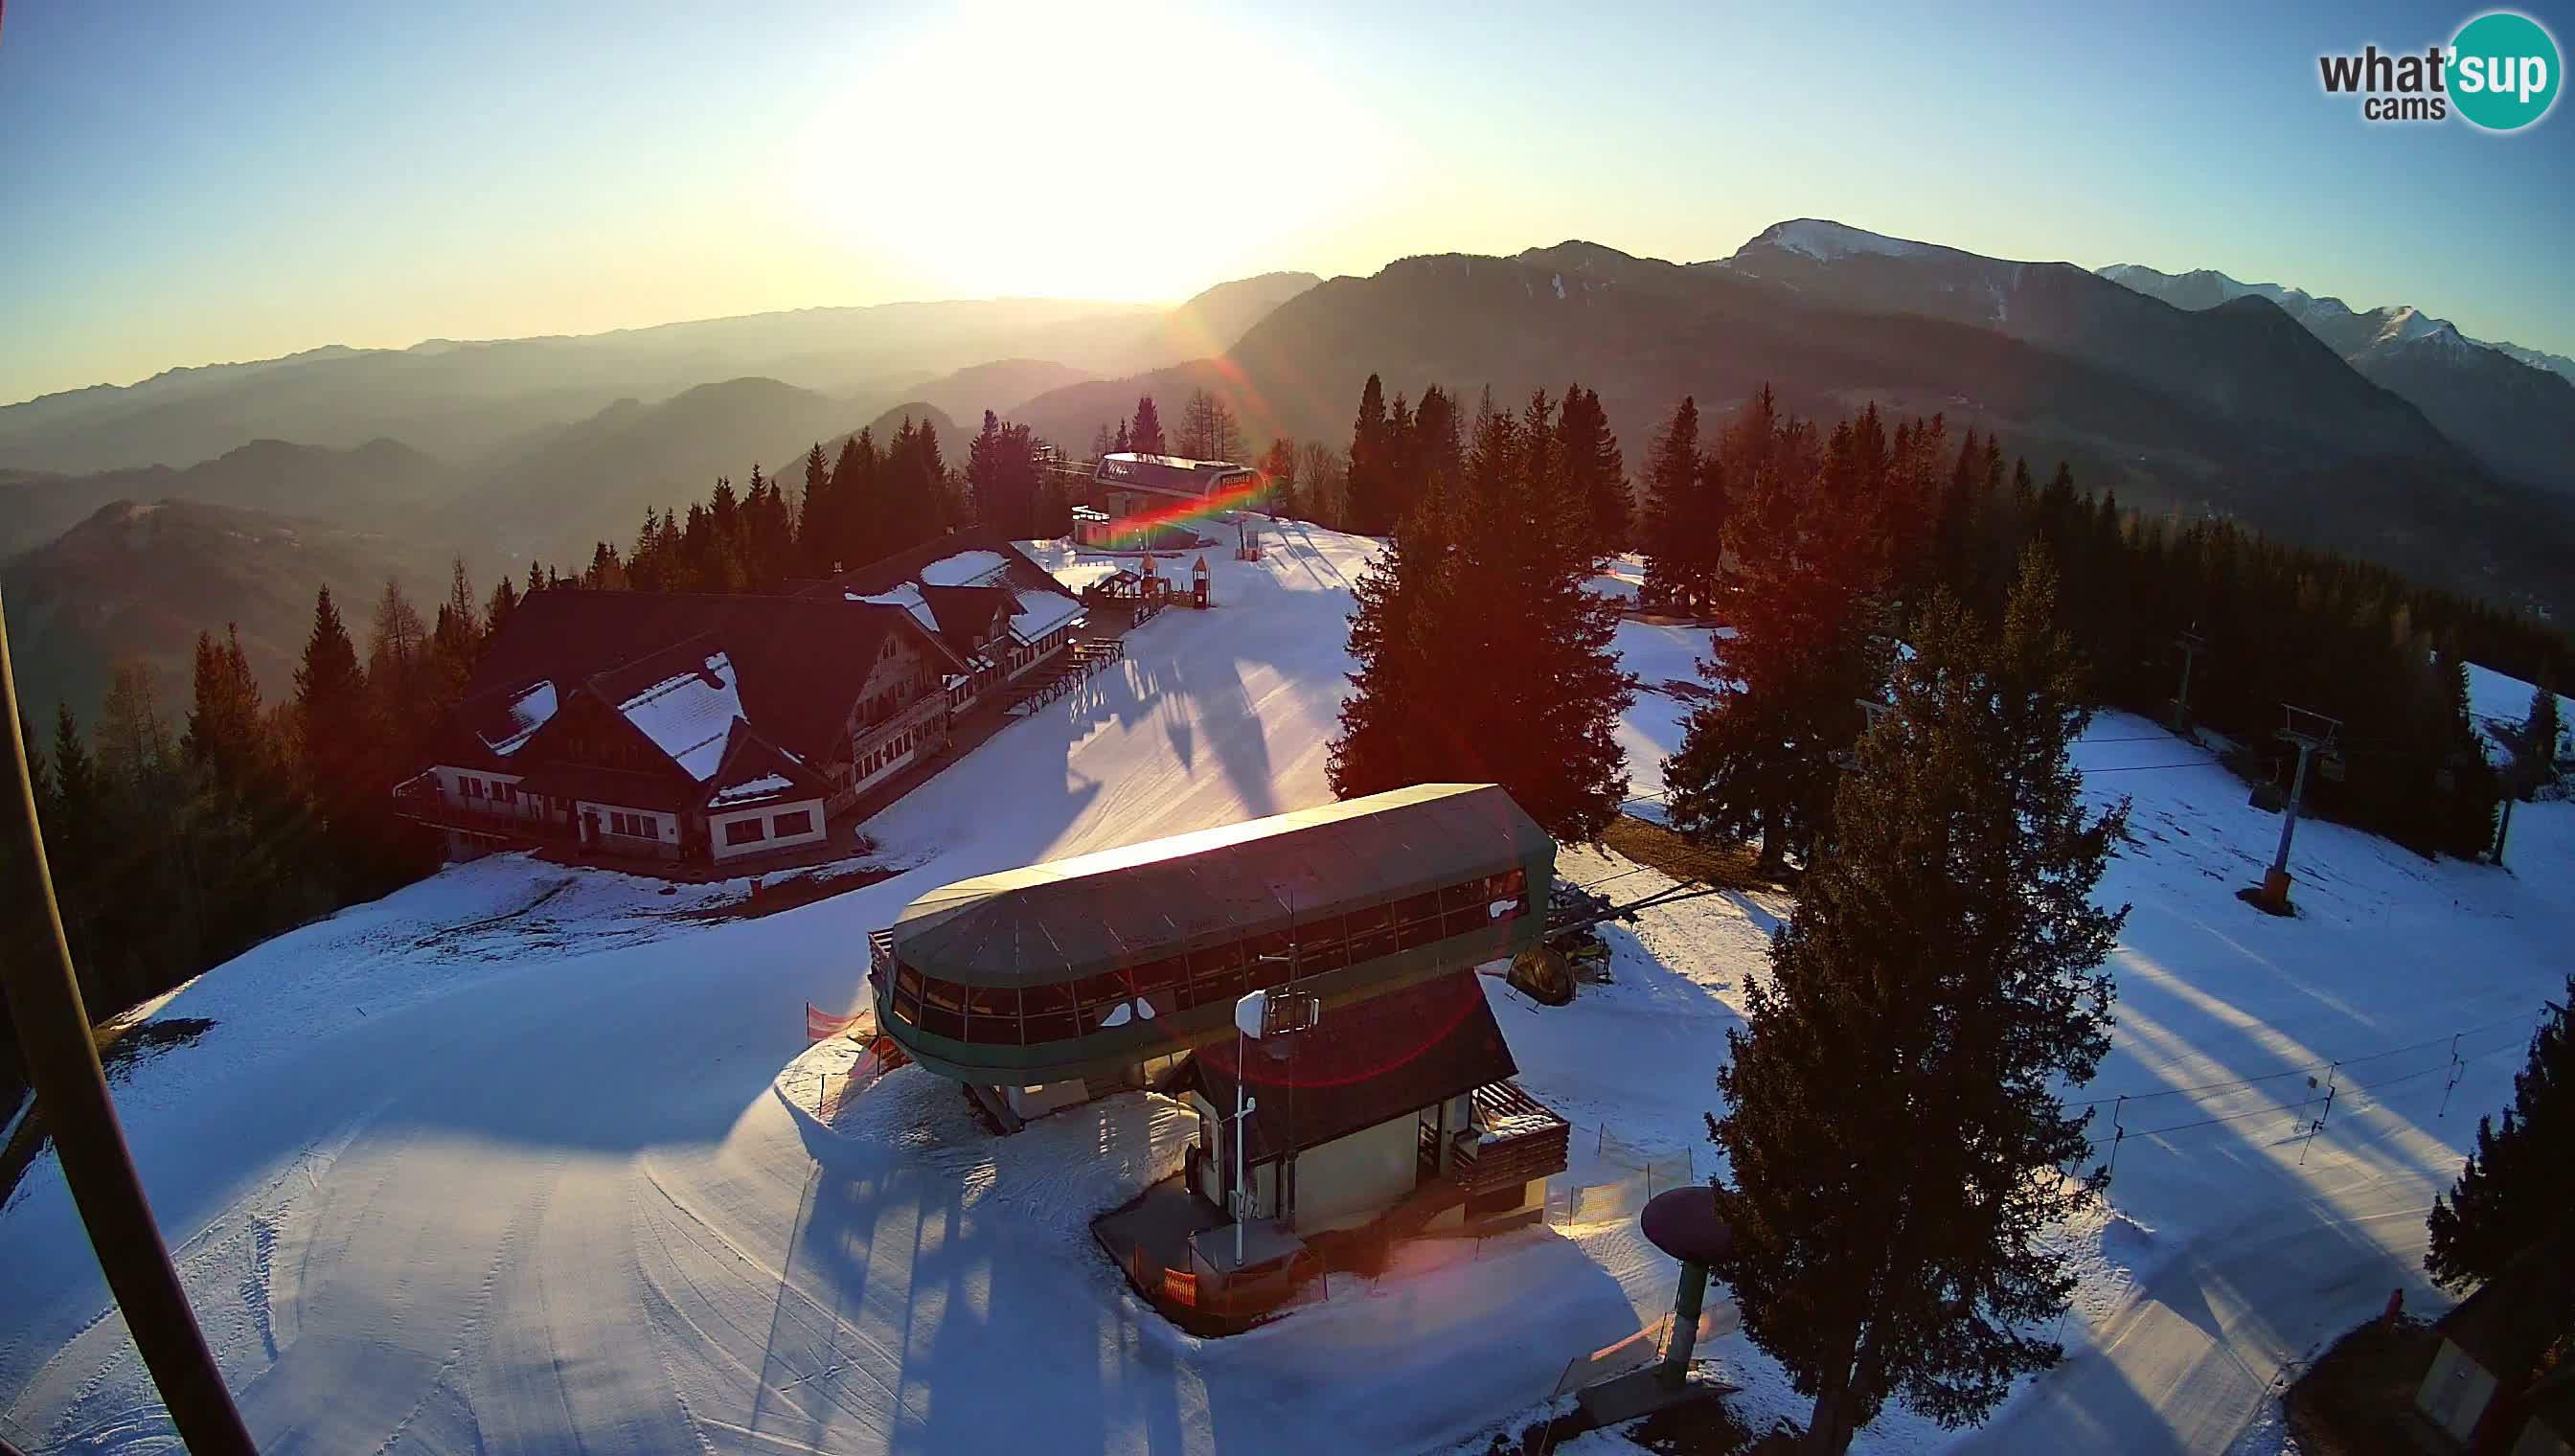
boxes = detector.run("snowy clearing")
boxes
[2,520,2569,1456]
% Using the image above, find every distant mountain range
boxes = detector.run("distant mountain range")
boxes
[2097,261,2575,495]
[8,227,2570,721]
[0,274,1318,478]
[0,436,466,558]
[434,381,961,565]
[1013,222,2575,617]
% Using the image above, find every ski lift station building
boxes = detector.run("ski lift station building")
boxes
[871,783,1553,1096]
[869,784,1572,1325]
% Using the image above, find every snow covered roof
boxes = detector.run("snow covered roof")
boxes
[611,648,741,782]
[855,582,941,635]
[800,532,1079,661]
[695,718,830,813]
[708,773,794,808]
[889,783,1553,988]
[919,550,1009,587]
[1091,453,1258,501]
[478,680,558,757]
[456,589,948,771]
[1008,587,1084,645]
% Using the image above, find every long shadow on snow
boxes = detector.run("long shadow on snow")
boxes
[774,1081,1638,1456]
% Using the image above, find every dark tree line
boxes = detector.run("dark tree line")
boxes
[1646,391,2540,860]
[1338,374,1630,557]
[571,407,1077,596]
[2,574,486,1105]
[1329,383,1635,841]
[1,404,1099,1097]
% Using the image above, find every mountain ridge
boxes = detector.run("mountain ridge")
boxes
[2099,259,2575,493]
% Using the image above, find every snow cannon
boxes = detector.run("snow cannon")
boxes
[1579,1186,1738,1422]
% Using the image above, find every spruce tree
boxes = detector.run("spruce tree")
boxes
[486,575,519,636]
[294,585,369,821]
[2427,981,2570,1289]
[1713,557,2129,1454]
[184,626,266,788]
[1557,383,1629,558]
[1638,396,1706,610]
[1128,395,1165,456]
[1329,390,1633,839]
[1345,374,1391,535]
[798,440,833,570]
[1665,406,1893,872]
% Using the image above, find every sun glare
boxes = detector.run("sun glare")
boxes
[798,1,1377,302]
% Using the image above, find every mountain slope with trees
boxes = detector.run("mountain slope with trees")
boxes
[0,437,464,557]
[2,498,460,725]
[1013,236,2575,618]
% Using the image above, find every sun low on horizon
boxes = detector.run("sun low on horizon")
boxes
[787,0,1387,307]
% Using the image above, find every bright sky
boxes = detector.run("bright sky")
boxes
[3,0,2571,405]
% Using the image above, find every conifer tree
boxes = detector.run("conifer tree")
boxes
[1412,385,1465,520]
[1713,557,2128,1455]
[1638,396,1715,611]
[1128,395,1165,456]
[46,701,96,890]
[294,586,369,821]
[486,575,518,636]
[184,626,266,788]
[798,441,833,568]
[2427,982,2571,1289]
[1329,389,1634,838]
[1557,384,1629,558]
[1345,374,1392,535]
[1664,402,1893,872]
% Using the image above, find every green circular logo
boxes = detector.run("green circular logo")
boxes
[2451,11,2561,130]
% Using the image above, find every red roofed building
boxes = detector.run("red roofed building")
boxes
[796,531,1086,710]
[396,586,962,864]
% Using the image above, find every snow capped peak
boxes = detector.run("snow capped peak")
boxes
[1744,218,1932,262]
[2373,306,2445,346]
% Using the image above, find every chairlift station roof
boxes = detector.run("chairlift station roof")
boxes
[889,784,1554,990]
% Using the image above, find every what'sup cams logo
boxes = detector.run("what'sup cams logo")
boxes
[2318,11,2561,129]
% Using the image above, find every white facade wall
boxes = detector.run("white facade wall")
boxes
[1287,1116,1420,1235]
[708,798,829,862]
[434,766,551,823]
[1187,1088,1425,1235]
[579,801,679,859]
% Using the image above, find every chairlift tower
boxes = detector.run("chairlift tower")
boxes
[2261,704,2343,913]
[2171,626,2208,736]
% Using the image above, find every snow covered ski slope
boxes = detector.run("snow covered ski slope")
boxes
[2,521,2569,1455]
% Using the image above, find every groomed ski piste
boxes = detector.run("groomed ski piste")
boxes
[2,524,2570,1455]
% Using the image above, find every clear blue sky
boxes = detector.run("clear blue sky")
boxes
[3,0,2570,405]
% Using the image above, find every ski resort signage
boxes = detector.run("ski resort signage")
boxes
[2316,11,2561,128]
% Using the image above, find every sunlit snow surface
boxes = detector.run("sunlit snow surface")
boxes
[4,521,2571,1456]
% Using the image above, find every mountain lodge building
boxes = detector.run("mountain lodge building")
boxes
[395,535,1085,867]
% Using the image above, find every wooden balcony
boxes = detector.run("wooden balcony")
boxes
[1424,1081,1571,1197]
[391,779,569,841]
